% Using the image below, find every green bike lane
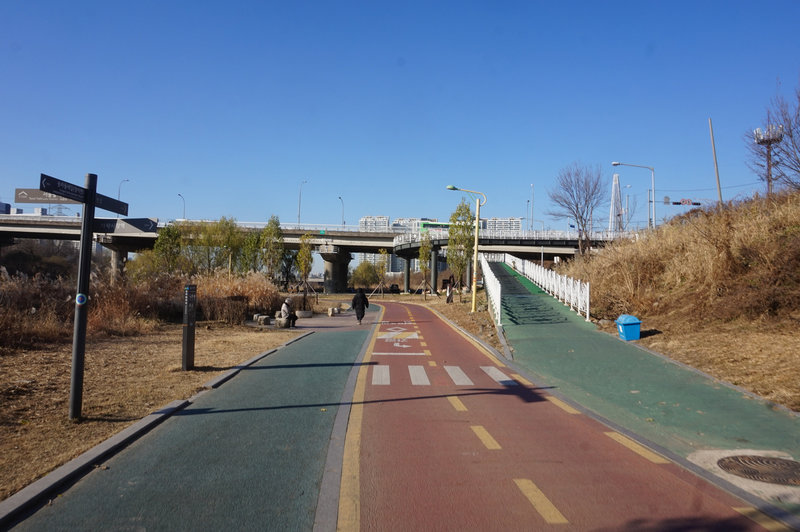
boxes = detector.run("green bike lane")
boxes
[489,262,800,528]
[8,321,374,531]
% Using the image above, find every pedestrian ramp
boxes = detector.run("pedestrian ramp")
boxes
[371,365,519,387]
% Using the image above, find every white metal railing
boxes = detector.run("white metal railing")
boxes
[503,254,590,321]
[479,253,503,326]
[393,229,633,247]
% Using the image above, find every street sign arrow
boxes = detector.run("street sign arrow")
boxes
[40,174,86,204]
[39,174,129,215]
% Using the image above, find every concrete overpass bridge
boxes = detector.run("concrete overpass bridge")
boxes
[0,215,623,292]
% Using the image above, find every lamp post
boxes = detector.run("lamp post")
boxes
[117,179,129,218]
[338,196,345,228]
[446,185,486,313]
[178,193,186,220]
[612,162,655,228]
[532,219,545,266]
[297,180,308,225]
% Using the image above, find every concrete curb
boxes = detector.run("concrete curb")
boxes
[0,332,314,529]
[0,400,187,528]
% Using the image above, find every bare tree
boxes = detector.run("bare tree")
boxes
[546,162,606,254]
[771,82,800,189]
[746,78,800,191]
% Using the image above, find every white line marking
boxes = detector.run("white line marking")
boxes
[481,366,518,386]
[372,366,390,385]
[379,332,419,340]
[409,365,430,385]
[444,366,474,386]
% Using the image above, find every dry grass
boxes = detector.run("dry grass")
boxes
[0,323,299,501]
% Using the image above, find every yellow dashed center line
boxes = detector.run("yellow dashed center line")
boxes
[734,507,791,531]
[471,425,501,450]
[514,479,569,525]
[604,432,669,464]
[447,396,468,411]
[510,373,533,386]
[428,360,437,367]
[546,396,581,415]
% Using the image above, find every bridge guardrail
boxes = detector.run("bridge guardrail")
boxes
[394,229,631,247]
[487,253,590,321]
[479,253,503,326]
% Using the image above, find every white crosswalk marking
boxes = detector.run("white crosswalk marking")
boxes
[372,365,390,385]
[372,352,427,356]
[368,365,517,388]
[481,366,518,386]
[444,366,474,386]
[408,365,430,385]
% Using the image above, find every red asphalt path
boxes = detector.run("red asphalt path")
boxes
[341,302,777,531]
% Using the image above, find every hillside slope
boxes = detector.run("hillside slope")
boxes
[561,191,800,411]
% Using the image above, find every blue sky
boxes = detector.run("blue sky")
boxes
[2,1,799,231]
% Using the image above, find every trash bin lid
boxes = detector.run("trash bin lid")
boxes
[615,314,641,325]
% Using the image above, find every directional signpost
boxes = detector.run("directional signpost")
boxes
[40,173,129,420]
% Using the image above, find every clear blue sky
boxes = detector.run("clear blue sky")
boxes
[2,1,799,231]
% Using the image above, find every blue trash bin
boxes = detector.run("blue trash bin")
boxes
[615,314,641,341]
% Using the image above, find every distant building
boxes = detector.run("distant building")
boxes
[358,215,390,232]
[484,217,522,232]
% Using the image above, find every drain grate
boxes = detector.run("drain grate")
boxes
[717,455,800,486]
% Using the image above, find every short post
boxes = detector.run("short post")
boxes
[182,284,197,370]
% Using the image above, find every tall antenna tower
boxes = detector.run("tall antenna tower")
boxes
[608,173,624,232]
[754,124,784,195]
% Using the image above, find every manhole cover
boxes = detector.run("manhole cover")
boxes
[717,455,800,486]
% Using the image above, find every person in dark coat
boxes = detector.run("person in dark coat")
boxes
[352,288,369,325]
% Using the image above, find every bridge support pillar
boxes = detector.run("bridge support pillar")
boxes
[320,248,352,294]
[403,258,411,293]
[111,249,127,282]
[430,248,439,294]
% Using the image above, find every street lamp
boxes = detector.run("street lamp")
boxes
[177,193,186,219]
[117,179,129,218]
[612,162,655,228]
[297,180,308,225]
[338,196,345,228]
[446,184,486,313]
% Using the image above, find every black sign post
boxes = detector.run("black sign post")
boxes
[39,173,129,420]
[182,285,197,370]
[69,174,96,420]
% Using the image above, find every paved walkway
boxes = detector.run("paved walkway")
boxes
[487,261,800,528]
[4,282,800,530]
[3,309,375,531]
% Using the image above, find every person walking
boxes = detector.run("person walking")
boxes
[281,297,298,328]
[352,288,369,325]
